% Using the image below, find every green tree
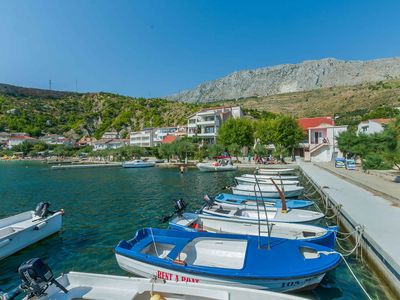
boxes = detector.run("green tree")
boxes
[12,141,33,155]
[228,143,242,162]
[159,143,174,162]
[171,140,196,162]
[217,118,254,148]
[269,115,304,155]
[207,143,225,159]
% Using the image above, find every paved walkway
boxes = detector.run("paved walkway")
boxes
[300,163,400,292]
[316,162,400,204]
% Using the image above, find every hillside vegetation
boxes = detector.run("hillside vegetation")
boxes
[1,79,400,139]
[0,89,201,138]
[213,79,400,122]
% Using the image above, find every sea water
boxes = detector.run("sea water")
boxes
[0,161,390,299]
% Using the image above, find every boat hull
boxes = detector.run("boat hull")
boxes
[0,212,63,260]
[201,206,324,223]
[258,168,295,175]
[34,271,306,300]
[235,177,299,186]
[196,163,238,172]
[232,187,304,198]
[170,213,336,248]
[214,193,313,209]
[115,253,326,292]
[122,162,155,168]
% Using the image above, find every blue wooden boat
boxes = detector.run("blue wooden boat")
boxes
[115,228,341,292]
[215,193,314,209]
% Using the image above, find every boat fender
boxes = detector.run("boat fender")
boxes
[0,239,11,248]
[34,222,47,230]
[173,259,187,266]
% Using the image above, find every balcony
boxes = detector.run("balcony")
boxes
[197,120,216,126]
[197,132,216,137]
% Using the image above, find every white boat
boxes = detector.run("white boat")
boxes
[196,162,238,172]
[258,168,295,175]
[242,174,299,180]
[0,259,306,300]
[122,159,155,168]
[232,184,304,198]
[170,212,336,248]
[32,272,306,300]
[0,203,63,260]
[201,203,324,223]
[235,176,299,185]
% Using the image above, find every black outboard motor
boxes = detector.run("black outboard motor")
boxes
[34,202,52,219]
[174,199,187,216]
[0,258,67,300]
[203,195,215,208]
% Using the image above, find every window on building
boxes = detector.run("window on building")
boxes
[205,126,215,133]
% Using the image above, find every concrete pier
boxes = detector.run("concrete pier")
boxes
[300,163,400,297]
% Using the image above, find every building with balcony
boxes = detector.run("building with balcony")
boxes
[130,128,155,147]
[187,106,243,144]
[297,116,347,162]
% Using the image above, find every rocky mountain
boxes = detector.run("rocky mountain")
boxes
[166,57,400,103]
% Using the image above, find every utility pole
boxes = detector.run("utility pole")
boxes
[49,80,52,90]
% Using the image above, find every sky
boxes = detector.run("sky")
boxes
[0,0,400,97]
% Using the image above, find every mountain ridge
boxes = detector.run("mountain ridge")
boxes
[166,57,400,103]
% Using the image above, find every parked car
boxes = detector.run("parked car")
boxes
[335,158,346,168]
[345,159,356,170]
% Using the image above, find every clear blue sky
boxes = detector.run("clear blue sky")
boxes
[0,0,399,97]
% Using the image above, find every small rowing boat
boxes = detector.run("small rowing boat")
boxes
[201,203,324,223]
[0,203,63,260]
[0,258,307,300]
[242,174,299,180]
[196,162,238,172]
[170,212,336,248]
[235,176,299,185]
[232,184,304,198]
[115,228,341,292]
[258,168,295,175]
[122,159,155,168]
[214,193,313,209]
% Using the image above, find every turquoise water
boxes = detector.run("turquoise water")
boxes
[0,161,389,299]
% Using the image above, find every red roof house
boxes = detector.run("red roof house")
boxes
[297,117,335,131]
[161,135,178,144]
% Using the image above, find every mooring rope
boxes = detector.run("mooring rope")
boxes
[340,254,373,300]
[318,251,373,300]
[336,226,364,257]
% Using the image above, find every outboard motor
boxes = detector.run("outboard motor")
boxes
[0,258,67,300]
[174,199,187,216]
[203,195,214,208]
[34,202,52,219]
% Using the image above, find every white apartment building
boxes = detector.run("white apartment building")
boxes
[130,128,155,147]
[153,127,178,145]
[187,106,243,144]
